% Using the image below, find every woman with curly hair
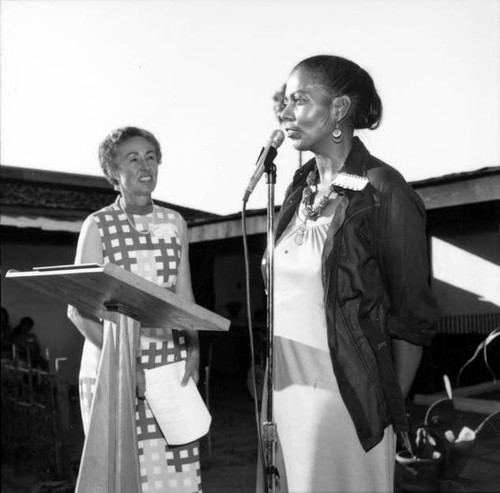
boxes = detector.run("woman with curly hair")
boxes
[69,127,202,492]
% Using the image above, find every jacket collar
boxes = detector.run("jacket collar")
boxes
[277,137,371,241]
[342,136,370,177]
[292,136,370,189]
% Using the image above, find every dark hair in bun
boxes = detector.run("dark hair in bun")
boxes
[293,55,383,130]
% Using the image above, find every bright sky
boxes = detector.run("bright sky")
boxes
[1,0,499,214]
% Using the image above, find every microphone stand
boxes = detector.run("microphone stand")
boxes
[263,158,278,493]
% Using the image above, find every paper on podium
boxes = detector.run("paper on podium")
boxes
[144,361,211,445]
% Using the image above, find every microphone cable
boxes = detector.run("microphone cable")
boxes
[241,200,267,480]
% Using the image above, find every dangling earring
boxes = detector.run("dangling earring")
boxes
[332,121,343,144]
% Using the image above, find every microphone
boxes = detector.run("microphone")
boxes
[243,129,285,202]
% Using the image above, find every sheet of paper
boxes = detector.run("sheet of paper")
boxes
[144,360,211,445]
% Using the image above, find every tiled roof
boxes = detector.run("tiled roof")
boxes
[0,166,220,225]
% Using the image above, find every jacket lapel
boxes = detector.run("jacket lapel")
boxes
[278,137,370,241]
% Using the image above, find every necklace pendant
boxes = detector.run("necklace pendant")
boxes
[120,197,156,235]
[294,222,306,245]
[294,231,304,245]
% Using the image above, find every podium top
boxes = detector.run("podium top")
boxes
[7,263,230,332]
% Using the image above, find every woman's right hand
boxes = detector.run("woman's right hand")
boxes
[136,365,146,399]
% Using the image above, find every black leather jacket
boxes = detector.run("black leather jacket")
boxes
[275,137,439,451]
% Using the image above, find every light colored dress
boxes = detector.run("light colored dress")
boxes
[79,197,202,493]
[273,206,395,493]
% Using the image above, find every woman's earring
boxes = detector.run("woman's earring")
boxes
[332,121,343,144]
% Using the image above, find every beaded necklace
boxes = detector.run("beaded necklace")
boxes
[295,170,336,245]
[119,197,156,235]
[294,168,370,245]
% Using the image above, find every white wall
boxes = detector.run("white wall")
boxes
[432,230,500,315]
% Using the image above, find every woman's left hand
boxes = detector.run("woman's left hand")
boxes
[181,344,200,387]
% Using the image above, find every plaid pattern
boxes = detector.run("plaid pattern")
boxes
[139,437,201,492]
[139,331,187,369]
[78,198,202,492]
[94,202,182,288]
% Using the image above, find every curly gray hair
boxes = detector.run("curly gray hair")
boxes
[98,127,162,187]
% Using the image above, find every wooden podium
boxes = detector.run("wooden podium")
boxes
[7,263,230,492]
[6,262,230,332]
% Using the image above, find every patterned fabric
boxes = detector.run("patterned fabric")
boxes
[78,197,202,492]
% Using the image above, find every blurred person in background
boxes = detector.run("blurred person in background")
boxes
[11,316,48,371]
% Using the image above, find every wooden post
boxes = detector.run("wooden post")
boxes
[26,348,34,402]
[55,371,73,481]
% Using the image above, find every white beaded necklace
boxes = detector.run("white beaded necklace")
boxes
[294,169,370,245]
[119,197,156,235]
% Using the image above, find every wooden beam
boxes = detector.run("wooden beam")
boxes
[188,214,267,243]
[415,174,500,210]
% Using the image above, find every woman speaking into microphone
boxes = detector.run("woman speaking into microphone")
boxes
[263,55,439,492]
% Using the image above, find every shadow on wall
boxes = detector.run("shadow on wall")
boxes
[432,278,500,317]
[431,235,500,313]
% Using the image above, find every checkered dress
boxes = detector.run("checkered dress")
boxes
[79,197,202,492]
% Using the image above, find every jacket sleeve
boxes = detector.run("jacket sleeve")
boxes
[378,183,439,346]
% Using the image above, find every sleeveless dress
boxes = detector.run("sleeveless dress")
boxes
[273,206,395,493]
[78,197,202,493]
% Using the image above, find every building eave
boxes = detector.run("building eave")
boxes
[187,166,500,242]
[2,165,498,242]
[413,166,500,210]
[0,165,221,228]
